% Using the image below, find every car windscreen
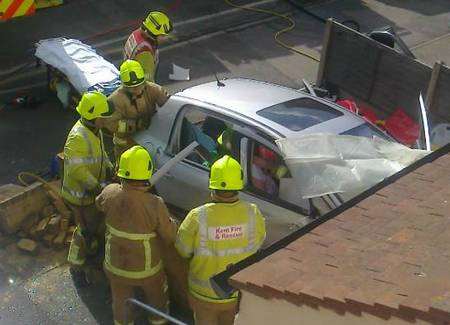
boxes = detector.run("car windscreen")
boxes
[342,122,391,140]
[256,97,343,131]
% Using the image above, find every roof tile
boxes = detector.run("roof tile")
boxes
[231,150,450,321]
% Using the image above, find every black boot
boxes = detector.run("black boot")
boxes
[70,267,90,288]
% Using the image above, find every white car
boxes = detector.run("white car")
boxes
[135,78,392,244]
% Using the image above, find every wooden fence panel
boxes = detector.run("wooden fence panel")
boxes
[318,20,433,120]
[430,64,450,121]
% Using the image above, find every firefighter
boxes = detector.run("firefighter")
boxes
[175,155,266,325]
[123,11,173,82]
[96,145,177,325]
[62,91,114,286]
[251,145,279,196]
[106,59,169,163]
[217,126,235,159]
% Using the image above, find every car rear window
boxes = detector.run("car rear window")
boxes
[256,98,343,131]
[342,122,391,140]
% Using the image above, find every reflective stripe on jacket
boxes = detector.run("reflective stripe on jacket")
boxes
[104,224,163,279]
[67,226,86,265]
[62,120,111,205]
[123,29,159,82]
[96,183,177,280]
[175,200,266,303]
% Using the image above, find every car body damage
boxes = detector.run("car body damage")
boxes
[134,78,399,244]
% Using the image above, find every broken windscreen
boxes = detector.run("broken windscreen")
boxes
[256,97,343,131]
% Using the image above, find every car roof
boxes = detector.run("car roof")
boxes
[176,78,368,138]
[178,78,303,113]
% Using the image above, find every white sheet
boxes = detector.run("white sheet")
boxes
[35,38,119,93]
[276,134,428,199]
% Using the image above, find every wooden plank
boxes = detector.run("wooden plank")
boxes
[17,239,39,255]
[431,63,450,122]
[425,62,443,113]
[316,18,333,87]
[46,214,61,235]
[0,184,25,202]
[35,216,51,237]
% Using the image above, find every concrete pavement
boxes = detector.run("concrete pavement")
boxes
[0,0,302,185]
[0,0,295,98]
[308,0,450,65]
[0,0,449,323]
[0,0,277,69]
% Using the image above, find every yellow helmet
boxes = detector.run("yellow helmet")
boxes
[217,128,234,151]
[76,91,113,120]
[120,60,145,87]
[209,155,244,191]
[142,11,173,37]
[117,145,154,181]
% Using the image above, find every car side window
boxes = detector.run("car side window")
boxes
[247,140,292,199]
[176,106,242,168]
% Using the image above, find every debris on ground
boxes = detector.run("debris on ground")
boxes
[169,63,190,81]
[0,181,75,255]
[16,239,39,256]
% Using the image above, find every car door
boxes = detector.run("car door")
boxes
[238,135,312,245]
[155,104,242,211]
[155,103,312,245]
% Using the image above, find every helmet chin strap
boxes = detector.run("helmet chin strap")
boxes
[141,26,159,44]
[211,190,239,203]
[121,178,150,187]
[80,117,98,132]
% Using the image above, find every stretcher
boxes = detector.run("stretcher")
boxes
[35,38,121,98]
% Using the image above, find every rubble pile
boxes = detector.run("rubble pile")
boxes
[0,181,75,255]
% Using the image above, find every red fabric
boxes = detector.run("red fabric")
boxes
[358,105,380,126]
[384,108,420,146]
[125,29,156,58]
[336,99,380,125]
[257,146,277,161]
[336,99,358,114]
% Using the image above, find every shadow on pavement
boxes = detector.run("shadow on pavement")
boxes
[73,277,194,325]
[73,278,114,325]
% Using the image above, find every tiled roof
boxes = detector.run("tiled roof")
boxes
[231,147,450,324]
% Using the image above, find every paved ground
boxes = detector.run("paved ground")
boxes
[0,0,449,323]
[0,0,274,69]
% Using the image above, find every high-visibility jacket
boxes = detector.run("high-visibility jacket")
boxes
[96,183,177,279]
[175,200,266,303]
[62,120,112,206]
[123,29,159,82]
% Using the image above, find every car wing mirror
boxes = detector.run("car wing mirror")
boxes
[369,27,415,59]
[369,30,395,48]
